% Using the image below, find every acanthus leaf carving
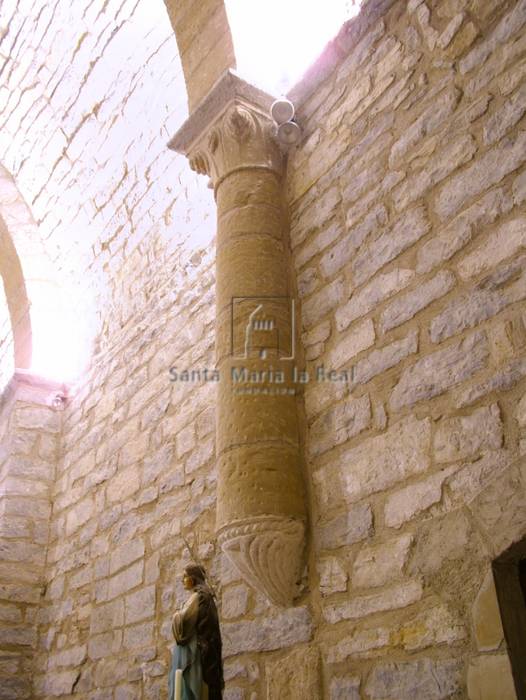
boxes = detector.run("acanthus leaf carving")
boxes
[188,101,283,190]
[225,105,254,142]
[188,150,210,176]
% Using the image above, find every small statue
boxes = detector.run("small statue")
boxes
[168,564,224,700]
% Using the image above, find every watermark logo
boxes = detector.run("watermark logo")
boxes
[169,293,354,391]
[231,296,295,361]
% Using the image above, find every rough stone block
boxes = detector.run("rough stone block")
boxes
[106,465,140,503]
[223,690,244,700]
[328,318,375,369]
[14,405,61,433]
[352,330,418,387]
[417,188,512,274]
[185,435,214,473]
[222,607,312,657]
[0,678,31,700]
[125,585,156,625]
[365,658,463,699]
[389,88,460,167]
[430,260,526,342]
[266,645,320,700]
[318,502,373,550]
[90,599,125,635]
[455,357,526,407]
[435,131,526,221]
[472,570,504,651]
[106,561,143,601]
[392,134,476,211]
[484,82,526,145]
[460,0,526,74]
[0,602,22,623]
[469,468,526,554]
[119,433,150,468]
[0,583,41,604]
[43,670,80,697]
[294,221,342,269]
[385,466,457,528]
[340,415,431,503]
[417,220,471,275]
[513,168,526,205]
[517,391,526,428]
[345,203,389,253]
[438,12,464,48]
[65,497,94,536]
[393,604,466,651]
[88,631,114,660]
[434,404,503,463]
[1,476,49,498]
[408,510,482,577]
[8,430,37,456]
[298,267,318,298]
[302,277,345,329]
[302,320,331,349]
[351,534,412,588]
[176,424,195,458]
[143,444,175,484]
[335,268,414,331]
[317,557,348,597]
[352,206,431,286]
[467,654,517,700]
[221,584,249,619]
[328,603,465,662]
[308,394,371,458]
[380,271,455,332]
[0,626,36,646]
[110,539,145,576]
[457,217,526,282]
[123,621,154,649]
[323,579,423,624]
[390,331,489,409]
[329,677,360,699]
[327,627,389,661]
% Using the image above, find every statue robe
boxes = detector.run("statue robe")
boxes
[168,592,209,700]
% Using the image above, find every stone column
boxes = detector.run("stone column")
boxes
[169,71,306,606]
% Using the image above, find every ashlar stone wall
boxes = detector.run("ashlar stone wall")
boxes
[286,0,526,696]
[0,0,525,698]
[0,377,61,699]
[0,0,220,697]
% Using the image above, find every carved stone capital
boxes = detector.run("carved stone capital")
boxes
[218,516,305,607]
[168,71,283,189]
[189,102,282,187]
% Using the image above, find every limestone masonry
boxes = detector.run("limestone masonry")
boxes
[0,0,526,698]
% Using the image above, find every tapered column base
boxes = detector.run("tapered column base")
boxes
[218,515,305,607]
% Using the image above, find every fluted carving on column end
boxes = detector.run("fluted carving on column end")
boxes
[218,516,306,607]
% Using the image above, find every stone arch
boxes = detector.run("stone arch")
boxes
[0,166,33,374]
[0,165,67,383]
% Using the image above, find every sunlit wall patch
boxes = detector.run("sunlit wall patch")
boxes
[225,0,363,95]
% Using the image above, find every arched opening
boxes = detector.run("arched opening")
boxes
[0,170,33,393]
[0,164,73,386]
[0,216,32,367]
[493,537,526,700]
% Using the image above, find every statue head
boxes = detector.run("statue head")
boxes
[183,564,206,590]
